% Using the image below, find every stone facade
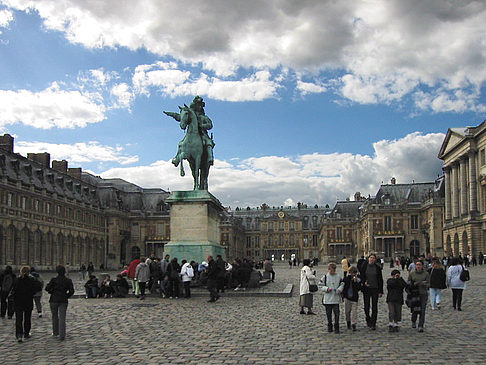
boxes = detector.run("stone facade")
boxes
[439,121,486,256]
[0,134,169,270]
[224,204,328,262]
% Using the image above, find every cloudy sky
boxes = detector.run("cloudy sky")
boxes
[1,0,485,208]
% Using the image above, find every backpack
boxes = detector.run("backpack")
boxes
[1,274,13,293]
[459,266,470,282]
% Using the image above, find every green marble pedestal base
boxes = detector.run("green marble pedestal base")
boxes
[163,190,226,264]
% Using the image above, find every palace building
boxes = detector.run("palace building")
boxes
[0,134,169,270]
[6,122,475,269]
[439,120,486,256]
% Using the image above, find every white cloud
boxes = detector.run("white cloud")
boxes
[15,140,138,165]
[133,63,279,101]
[0,9,13,28]
[296,80,327,95]
[98,132,444,208]
[110,83,134,109]
[0,82,106,129]
[5,0,486,112]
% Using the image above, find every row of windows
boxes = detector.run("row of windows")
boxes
[374,215,419,230]
[245,217,319,231]
[2,191,102,226]
[245,234,318,247]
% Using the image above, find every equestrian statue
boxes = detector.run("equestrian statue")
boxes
[163,96,215,190]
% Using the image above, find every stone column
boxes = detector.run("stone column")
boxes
[460,157,468,215]
[444,167,452,220]
[469,150,478,213]
[451,164,458,217]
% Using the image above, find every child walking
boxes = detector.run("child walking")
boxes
[320,262,344,333]
[386,269,408,332]
[342,266,361,331]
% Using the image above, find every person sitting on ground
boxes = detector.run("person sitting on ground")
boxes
[84,275,99,299]
[160,273,170,298]
[120,265,129,277]
[112,274,129,298]
[98,275,114,298]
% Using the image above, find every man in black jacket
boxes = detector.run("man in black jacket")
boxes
[358,254,383,330]
[45,265,75,341]
[206,256,221,302]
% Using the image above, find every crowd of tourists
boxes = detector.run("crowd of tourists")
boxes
[300,253,470,334]
[77,253,275,302]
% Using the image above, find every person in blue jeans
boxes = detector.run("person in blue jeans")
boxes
[428,260,446,310]
[45,265,75,341]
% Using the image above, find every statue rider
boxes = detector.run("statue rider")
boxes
[190,96,214,166]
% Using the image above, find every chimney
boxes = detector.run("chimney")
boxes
[391,177,396,185]
[52,160,68,173]
[354,192,361,201]
[67,167,82,179]
[27,152,51,168]
[0,134,14,153]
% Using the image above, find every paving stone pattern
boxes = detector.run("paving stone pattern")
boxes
[1,263,485,364]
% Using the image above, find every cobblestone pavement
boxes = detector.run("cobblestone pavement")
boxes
[1,262,485,364]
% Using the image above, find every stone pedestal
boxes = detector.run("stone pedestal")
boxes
[163,190,225,264]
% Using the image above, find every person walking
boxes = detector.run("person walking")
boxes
[428,260,447,310]
[408,260,429,332]
[447,257,466,311]
[341,256,349,278]
[127,257,141,297]
[79,264,87,281]
[135,258,150,300]
[342,266,361,331]
[0,265,16,319]
[11,266,42,342]
[206,255,221,302]
[299,259,316,315]
[29,267,44,318]
[45,265,75,341]
[87,262,94,278]
[386,269,408,332]
[358,254,383,330]
[320,262,344,333]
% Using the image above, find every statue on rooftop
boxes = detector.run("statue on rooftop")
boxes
[163,96,215,190]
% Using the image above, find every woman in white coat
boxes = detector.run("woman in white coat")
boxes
[299,259,316,315]
[446,257,466,311]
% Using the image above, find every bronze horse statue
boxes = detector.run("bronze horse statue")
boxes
[164,105,208,190]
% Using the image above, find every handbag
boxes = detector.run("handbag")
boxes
[459,265,470,282]
[306,276,318,292]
